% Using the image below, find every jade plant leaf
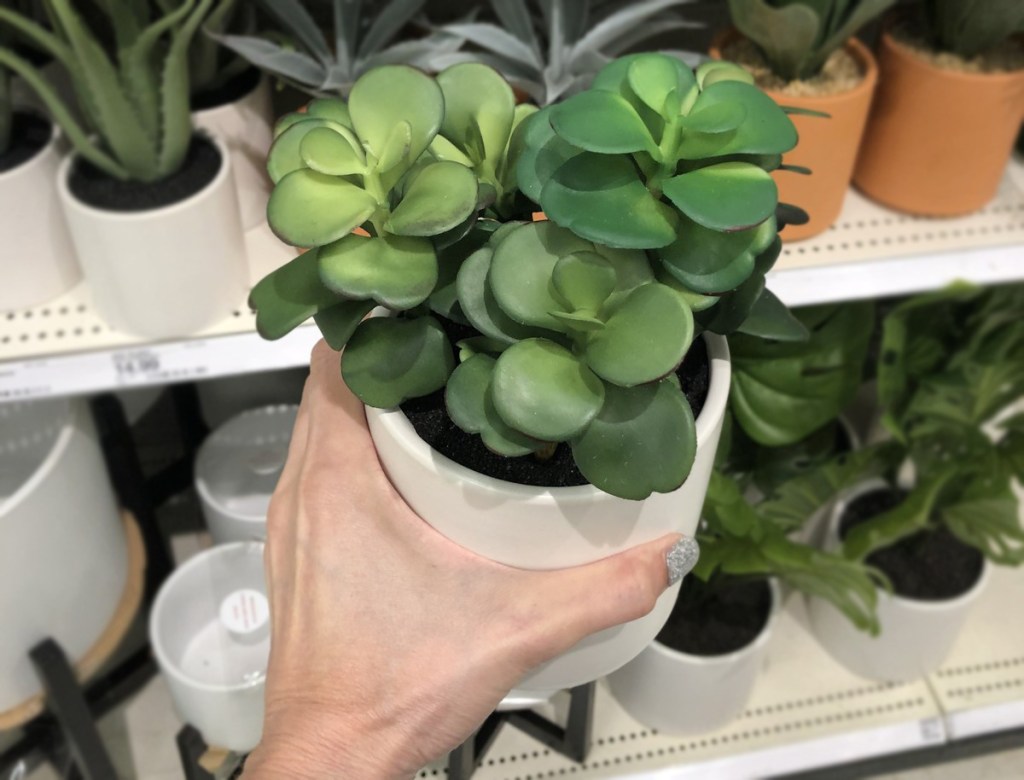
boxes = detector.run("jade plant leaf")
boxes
[592,52,696,98]
[456,247,553,344]
[514,107,582,203]
[492,339,605,441]
[571,380,696,500]
[348,65,443,166]
[551,252,618,313]
[550,90,657,155]
[446,354,539,457]
[376,121,413,175]
[319,233,437,310]
[659,217,774,294]
[429,223,498,323]
[341,316,455,408]
[267,118,354,184]
[663,162,777,232]
[313,299,376,351]
[299,126,366,177]
[267,169,378,247]
[678,81,798,160]
[305,98,352,125]
[626,54,686,115]
[436,63,515,162]
[249,249,337,340]
[386,161,479,237]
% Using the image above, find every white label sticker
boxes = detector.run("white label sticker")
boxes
[219,589,270,639]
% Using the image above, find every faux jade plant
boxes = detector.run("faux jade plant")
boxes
[251,55,804,500]
[0,0,214,182]
[727,0,895,81]
[432,0,696,105]
[919,0,1024,59]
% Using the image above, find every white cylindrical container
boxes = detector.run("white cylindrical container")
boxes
[56,135,248,339]
[807,479,989,682]
[366,334,731,695]
[195,405,297,545]
[0,114,80,311]
[192,73,274,231]
[150,542,269,752]
[0,399,127,713]
[607,580,780,734]
[196,368,307,429]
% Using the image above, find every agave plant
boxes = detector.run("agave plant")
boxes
[430,0,699,105]
[920,0,1024,59]
[213,0,461,97]
[0,0,213,181]
[727,0,896,81]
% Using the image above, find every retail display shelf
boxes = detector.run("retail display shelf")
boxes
[1,160,1022,403]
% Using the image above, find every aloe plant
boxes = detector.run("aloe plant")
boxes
[0,0,214,182]
[213,0,460,97]
[429,0,698,105]
[727,0,896,82]
[921,0,1024,59]
[177,0,252,97]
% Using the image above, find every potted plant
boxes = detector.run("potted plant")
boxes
[0,0,248,339]
[712,0,895,240]
[607,457,888,735]
[853,1,1024,215]
[249,54,801,696]
[0,25,79,312]
[430,0,696,105]
[808,285,1024,681]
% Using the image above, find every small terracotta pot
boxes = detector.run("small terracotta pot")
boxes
[853,30,1024,216]
[711,31,879,241]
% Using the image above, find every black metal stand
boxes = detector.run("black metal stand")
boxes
[448,682,596,780]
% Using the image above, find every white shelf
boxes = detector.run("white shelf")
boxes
[1,160,1022,402]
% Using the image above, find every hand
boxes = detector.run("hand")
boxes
[245,341,688,779]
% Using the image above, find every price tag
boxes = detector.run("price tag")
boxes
[112,349,162,384]
[109,344,211,387]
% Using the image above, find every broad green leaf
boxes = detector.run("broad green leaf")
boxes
[267,118,353,183]
[319,233,437,310]
[680,100,747,135]
[735,289,809,342]
[376,121,412,174]
[678,81,797,159]
[342,316,455,408]
[249,249,336,339]
[437,62,515,162]
[551,90,657,154]
[428,224,497,322]
[658,217,770,294]
[593,52,696,96]
[695,60,755,87]
[943,493,1024,566]
[663,163,777,231]
[313,298,375,350]
[386,161,479,237]
[267,169,378,247]
[626,53,686,114]
[306,98,352,125]
[572,380,696,500]
[492,339,605,441]
[446,355,539,457]
[348,65,443,164]
[514,107,581,203]
[456,247,552,344]
[552,252,618,313]
[299,126,366,176]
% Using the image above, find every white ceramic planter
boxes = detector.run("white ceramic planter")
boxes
[195,405,297,545]
[366,334,731,695]
[150,542,269,752]
[0,115,80,312]
[0,399,127,713]
[192,74,274,231]
[807,479,989,682]
[606,580,780,734]
[56,135,248,339]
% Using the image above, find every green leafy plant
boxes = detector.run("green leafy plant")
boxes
[0,0,214,182]
[727,0,896,81]
[213,0,460,97]
[430,0,697,105]
[920,0,1024,59]
[177,0,251,97]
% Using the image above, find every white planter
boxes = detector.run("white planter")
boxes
[195,405,297,545]
[0,116,80,311]
[192,74,274,231]
[150,542,269,752]
[365,334,731,695]
[606,580,780,734]
[807,479,989,682]
[56,135,248,339]
[0,399,127,713]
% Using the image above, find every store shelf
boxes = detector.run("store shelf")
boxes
[1,160,1022,402]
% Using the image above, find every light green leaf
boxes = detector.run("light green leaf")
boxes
[552,252,618,313]
[446,355,540,457]
[456,247,553,344]
[300,126,366,176]
[267,169,378,247]
[437,62,515,162]
[663,162,777,231]
[267,118,354,184]
[551,89,657,154]
[386,161,479,237]
[348,65,443,164]
[319,233,437,310]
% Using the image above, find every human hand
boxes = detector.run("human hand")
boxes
[244,341,696,779]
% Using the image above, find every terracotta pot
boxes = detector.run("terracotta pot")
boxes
[853,30,1024,216]
[711,31,879,241]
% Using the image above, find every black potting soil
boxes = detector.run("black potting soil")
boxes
[0,113,51,173]
[656,577,772,656]
[68,135,221,212]
[191,67,262,112]
[400,321,710,488]
[839,488,985,601]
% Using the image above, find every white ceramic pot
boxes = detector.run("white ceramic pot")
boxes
[196,368,307,429]
[0,115,80,312]
[365,334,731,695]
[56,135,248,339]
[606,580,780,734]
[0,399,127,713]
[807,479,990,682]
[150,542,269,752]
[195,405,297,545]
[192,73,274,231]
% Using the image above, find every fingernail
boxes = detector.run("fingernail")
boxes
[666,537,700,586]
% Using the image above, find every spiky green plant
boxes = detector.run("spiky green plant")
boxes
[727,0,896,81]
[0,0,214,182]
[170,0,252,97]
[213,0,460,98]
[921,0,1024,59]
[430,0,698,105]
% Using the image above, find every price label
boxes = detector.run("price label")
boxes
[112,349,162,384]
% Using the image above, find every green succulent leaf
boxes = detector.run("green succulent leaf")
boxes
[456,247,552,344]
[305,98,352,125]
[299,126,366,176]
[492,339,606,441]
[437,62,515,162]
[386,161,479,237]
[514,107,581,203]
[341,316,455,408]
[663,162,777,232]
[659,217,774,294]
[552,252,618,313]
[550,90,657,155]
[319,233,437,310]
[249,249,336,340]
[571,380,696,500]
[593,52,697,97]
[428,224,497,322]
[695,60,755,88]
[376,121,413,174]
[735,289,809,342]
[678,81,798,159]
[626,53,686,115]
[267,169,378,247]
[348,65,443,165]
[313,299,376,351]
[267,118,354,184]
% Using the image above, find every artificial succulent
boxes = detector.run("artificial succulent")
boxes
[920,0,1024,60]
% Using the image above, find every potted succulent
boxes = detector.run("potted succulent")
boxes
[809,285,1024,682]
[0,0,247,339]
[713,0,895,240]
[854,1,1024,215]
[250,54,801,696]
[0,25,79,312]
